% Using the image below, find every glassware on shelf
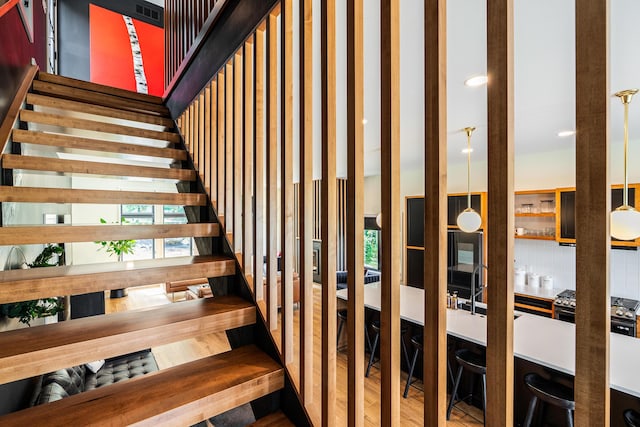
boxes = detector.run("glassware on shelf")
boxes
[540,199,554,213]
[521,203,533,214]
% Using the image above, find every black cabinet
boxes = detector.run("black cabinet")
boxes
[559,188,635,241]
[405,248,424,288]
[406,197,424,247]
[70,292,105,319]
[447,194,482,227]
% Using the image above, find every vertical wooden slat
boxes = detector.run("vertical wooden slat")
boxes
[234,51,244,257]
[486,0,515,425]
[346,0,364,423]
[424,0,448,424]
[244,38,255,294]
[380,0,401,424]
[299,0,314,404]
[211,77,218,208]
[254,25,266,303]
[575,0,610,425]
[226,61,235,241]
[189,103,195,158]
[266,13,279,331]
[281,0,294,367]
[204,84,211,195]
[195,97,201,169]
[198,92,205,175]
[218,71,226,225]
[321,0,337,422]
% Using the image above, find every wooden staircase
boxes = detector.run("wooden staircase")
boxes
[0,72,308,426]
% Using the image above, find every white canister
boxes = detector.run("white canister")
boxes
[541,275,553,289]
[528,273,540,287]
[514,268,526,287]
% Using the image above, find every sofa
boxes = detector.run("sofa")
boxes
[336,269,381,290]
[31,350,158,406]
[263,272,300,307]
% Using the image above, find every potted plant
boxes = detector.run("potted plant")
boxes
[95,218,136,298]
[0,244,65,326]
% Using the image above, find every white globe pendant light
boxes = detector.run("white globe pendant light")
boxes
[457,127,482,233]
[611,89,640,241]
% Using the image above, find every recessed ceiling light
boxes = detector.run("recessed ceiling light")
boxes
[464,75,488,87]
[362,118,368,125]
[557,130,576,137]
[462,148,474,154]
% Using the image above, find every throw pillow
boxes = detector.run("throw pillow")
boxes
[85,360,105,373]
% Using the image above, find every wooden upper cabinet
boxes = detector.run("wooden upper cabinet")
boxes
[447,193,485,229]
[556,185,639,246]
[514,190,556,241]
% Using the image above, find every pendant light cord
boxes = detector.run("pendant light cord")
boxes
[624,99,629,207]
[464,127,475,209]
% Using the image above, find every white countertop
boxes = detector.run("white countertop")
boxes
[514,284,562,299]
[336,283,640,398]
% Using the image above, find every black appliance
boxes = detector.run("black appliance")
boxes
[553,290,639,337]
[447,230,483,301]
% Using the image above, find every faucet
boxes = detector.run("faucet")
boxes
[470,263,488,315]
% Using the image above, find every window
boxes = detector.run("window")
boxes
[121,205,154,260]
[163,206,194,257]
[364,229,380,271]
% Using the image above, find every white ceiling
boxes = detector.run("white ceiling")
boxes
[325,0,640,177]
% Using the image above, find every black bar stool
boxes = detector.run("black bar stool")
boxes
[403,334,456,398]
[336,309,371,351]
[624,409,640,427]
[365,320,409,377]
[446,348,487,425]
[523,372,574,427]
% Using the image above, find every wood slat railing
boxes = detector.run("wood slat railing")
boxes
[168,0,614,424]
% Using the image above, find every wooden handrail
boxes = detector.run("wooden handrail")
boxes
[0,0,18,19]
[0,64,37,154]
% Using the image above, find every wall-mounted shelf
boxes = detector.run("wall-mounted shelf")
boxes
[515,190,556,240]
[515,213,555,218]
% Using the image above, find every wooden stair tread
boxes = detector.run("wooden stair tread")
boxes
[0,296,255,384]
[250,411,296,426]
[31,80,169,116]
[0,223,219,245]
[0,345,283,426]
[26,93,174,128]
[20,110,180,143]
[2,154,195,181]
[0,255,235,304]
[37,72,165,105]
[12,129,187,160]
[0,186,206,205]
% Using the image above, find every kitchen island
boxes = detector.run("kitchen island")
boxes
[336,282,640,423]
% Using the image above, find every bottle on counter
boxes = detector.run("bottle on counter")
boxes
[447,291,451,309]
[452,292,458,310]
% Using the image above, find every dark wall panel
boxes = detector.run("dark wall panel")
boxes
[165,0,278,117]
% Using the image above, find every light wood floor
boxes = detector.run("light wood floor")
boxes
[106,285,483,426]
